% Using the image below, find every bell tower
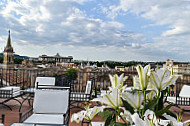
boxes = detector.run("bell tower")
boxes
[3,30,14,68]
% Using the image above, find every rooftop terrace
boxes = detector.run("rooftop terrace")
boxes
[0,99,190,126]
[0,68,190,125]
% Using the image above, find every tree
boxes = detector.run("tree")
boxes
[66,67,78,80]
[14,58,24,64]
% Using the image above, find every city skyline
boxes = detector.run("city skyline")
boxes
[0,0,190,62]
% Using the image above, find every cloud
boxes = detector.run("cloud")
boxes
[100,0,190,61]
[103,0,190,36]
[0,0,145,59]
[1,0,189,61]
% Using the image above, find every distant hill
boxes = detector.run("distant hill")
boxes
[0,53,33,60]
[14,54,30,59]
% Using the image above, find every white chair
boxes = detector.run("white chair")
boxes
[19,89,70,125]
[35,77,55,89]
[0,86,21,110]
[19,77,56,112]
[166,85,190,112]
[70,81,92,109]
[21,76,56,95]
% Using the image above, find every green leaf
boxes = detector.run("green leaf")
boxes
[166,110,177,119]
[122,98,134,114]
[157,93,164,110]
[114,122,129,126]
[105,115,113,126]
[144,98,157,111]
[99,110,113,121]
[156,104,173,116]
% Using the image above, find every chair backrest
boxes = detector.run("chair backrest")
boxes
[85,81,92,94]
[35,77,55,88]
[179,85,190,97]
[33,89,69,114]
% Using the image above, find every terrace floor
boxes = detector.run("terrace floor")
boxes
[0,98,190,126]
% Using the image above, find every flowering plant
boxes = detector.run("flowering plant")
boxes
[71,65,189,126]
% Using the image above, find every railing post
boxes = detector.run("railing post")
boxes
[5,69,7,86]
[1,114,5,124]
[0,68,3,87]
[22,69,24,89]
[9,68,10,86]
[16,69,18,86]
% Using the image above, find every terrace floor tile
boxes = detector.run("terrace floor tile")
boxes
[0,99,190,126]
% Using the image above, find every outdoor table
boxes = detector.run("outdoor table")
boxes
[19,88,35,112]
[10,123,67,126]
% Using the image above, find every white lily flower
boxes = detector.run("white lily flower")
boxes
[150,68,179,92]
[163,113,190,126]
[119,107,133,123]
[132,113,155,126]
[85,106,105,121]
[109,73,128,90]
[121,90,144,110]
[133,76,140,89]
[146,83,156,101]
[132,110,170,126]
[71,106,104,123]
[71,110,86,123]
[144,110,170,126]
[92,85,122,109]
[136,65,150,90]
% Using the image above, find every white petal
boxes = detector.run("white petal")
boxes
[131,113,146,126]
[122,91,144,109]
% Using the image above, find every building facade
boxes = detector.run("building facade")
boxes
[3,30,14,68]
[163,59,190,75]
[39,53,73,63]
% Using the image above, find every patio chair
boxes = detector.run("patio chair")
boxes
[35,76,69,90]
[166,85,190,112]
[0,86,22,110]
[19,77,56,112]
[70,80,93,109]
[0,114,5,126]
[19,88,70,125]
[35,77,55,89]
[23,76,56,92]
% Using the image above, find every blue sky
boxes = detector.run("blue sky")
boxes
[0,0,190,62]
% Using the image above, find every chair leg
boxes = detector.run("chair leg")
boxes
[27,99,32,106]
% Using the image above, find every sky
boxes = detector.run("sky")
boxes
[0,0,190,62]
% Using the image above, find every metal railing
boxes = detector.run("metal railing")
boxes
[0,68,137,92]
[0,68,66,89]
[2,67,190,98]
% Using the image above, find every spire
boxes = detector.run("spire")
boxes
[7,30,11,47]
[4,30,14,52]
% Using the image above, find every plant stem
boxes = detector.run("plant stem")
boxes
[142,90,146,116]
[156,90,161,111]
[117,109,128,125]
